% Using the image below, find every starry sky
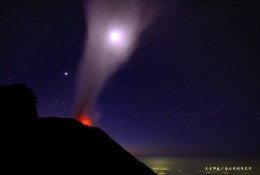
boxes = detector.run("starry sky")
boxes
[0,0,259,156]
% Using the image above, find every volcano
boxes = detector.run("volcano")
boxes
[37,117,155,174]
[0,84,155,175]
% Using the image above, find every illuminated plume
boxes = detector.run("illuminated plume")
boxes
[74,0,155,125]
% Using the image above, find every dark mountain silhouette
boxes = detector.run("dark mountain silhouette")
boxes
[0,84,155,174]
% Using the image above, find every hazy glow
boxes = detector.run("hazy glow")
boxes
[109,31,121,42]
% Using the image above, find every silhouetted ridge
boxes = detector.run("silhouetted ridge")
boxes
[0,84,38,124]
[0,84,155,174]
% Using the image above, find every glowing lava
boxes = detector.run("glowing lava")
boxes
[77,112,92,127]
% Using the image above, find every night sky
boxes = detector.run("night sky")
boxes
[1,0,259,156]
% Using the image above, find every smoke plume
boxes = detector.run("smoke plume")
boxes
[74,0,154,125]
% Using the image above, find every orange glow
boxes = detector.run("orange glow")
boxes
[79,117,92,126]
[77,112,92,127]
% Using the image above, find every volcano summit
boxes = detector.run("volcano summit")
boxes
[0,84,155,175]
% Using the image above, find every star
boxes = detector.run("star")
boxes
[64,72,69,76]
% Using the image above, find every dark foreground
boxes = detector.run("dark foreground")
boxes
[0,84,155,174]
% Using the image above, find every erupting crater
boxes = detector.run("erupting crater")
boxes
[77,112,92,127]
